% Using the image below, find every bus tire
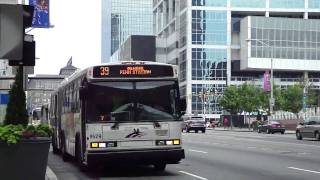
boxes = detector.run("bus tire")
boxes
[52,135,59,154]
[154,163,166,171]
[75,135,87,171]
[61,133,70,162]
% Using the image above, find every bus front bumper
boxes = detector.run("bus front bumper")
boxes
[87,148,185,165]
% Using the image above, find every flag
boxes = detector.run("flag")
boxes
[29,0,50,28]
[263,71,271,92]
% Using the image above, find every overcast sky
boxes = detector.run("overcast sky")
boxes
[31,0,101,75]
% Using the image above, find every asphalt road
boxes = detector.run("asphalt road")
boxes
[48,130,320,180]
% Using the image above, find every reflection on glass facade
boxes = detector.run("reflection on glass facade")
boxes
[231,0,266,8]
[192,0,227,7]
[269,0,304,9]
[309,0,320,9]
[192,84,226,115]
[179,50,187,82]
[250,17,320,60]
[110,0,153,55]
[192,10,227,45]
[192,48,227,80]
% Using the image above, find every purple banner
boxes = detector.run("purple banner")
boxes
[29,0,50,28]
[263,71,271,92]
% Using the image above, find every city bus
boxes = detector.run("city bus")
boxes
[50,61,186,171]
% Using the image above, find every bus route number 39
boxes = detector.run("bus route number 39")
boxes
[100,66,110,76]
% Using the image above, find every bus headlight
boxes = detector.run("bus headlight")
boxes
[173,139,180,145]
[166,140,173,145]
[156,139,180,146]
[99,143,106,148]
[91,142,98,148]
[90,141,117,148]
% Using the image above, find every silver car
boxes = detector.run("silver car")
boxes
[296,116,320,140]
[181,115,206,133]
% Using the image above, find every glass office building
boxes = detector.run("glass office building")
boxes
[101,0,153,63]
[154,0,320,119]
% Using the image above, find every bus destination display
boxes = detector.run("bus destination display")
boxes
[93,65,174,78]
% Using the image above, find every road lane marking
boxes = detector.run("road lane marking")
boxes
[179,171,208,180]
[189,149,208,154]
[288,167,320,174]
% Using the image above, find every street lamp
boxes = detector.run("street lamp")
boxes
[246,39,274,118]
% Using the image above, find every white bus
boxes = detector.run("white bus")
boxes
[50,61,186,171]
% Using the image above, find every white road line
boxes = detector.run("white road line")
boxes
[288,167,320,174]
[179,171,208,180]
[189,149,208,154]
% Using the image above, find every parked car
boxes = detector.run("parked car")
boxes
[257,121,285,134]
[296,116,320,140]
[181,115,206,133]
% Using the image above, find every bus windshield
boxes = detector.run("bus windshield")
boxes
[86,81,179,122]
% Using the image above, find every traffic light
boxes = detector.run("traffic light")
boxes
[0,4,34,62]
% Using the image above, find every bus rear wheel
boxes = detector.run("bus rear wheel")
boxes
[154,163,166,171]
[61,134,70,162]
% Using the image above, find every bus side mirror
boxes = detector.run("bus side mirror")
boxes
[79,86,87,99]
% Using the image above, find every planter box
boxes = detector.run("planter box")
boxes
[0,138,51,180]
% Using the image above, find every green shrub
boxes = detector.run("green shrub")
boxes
[0,124,52,145]
[4,66,28,125]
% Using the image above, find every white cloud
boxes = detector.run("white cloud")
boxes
[31,0,101,75]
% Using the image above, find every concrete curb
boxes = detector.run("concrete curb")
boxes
[45,166,58,180]
[210,128,296,134]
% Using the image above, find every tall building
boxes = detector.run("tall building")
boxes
[101,0,153,63]
[154,0,320,119]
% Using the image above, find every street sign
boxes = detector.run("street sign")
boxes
[269,98,275,106]
[0,4,23,60]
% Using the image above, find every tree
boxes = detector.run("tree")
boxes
[306,89,318,107]
[239,83,262,114]
[260,85,285,114]
[4,66,28,126]
[219,85,241,115]
[283,84,303,117]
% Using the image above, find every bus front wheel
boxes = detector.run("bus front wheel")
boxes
[154,163,166,171]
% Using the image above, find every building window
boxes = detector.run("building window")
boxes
[192,48,227,80]
[231,0,266,8]
[179,50,187,82]
[250,17,320,61]
[192,10,227,45]
[191,84,225,115]
[269,0,304,9]
[192,0,227,7]
[309,0,320,9]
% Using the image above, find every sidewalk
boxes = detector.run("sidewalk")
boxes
[45,166,58,180]
[210,127,295,134]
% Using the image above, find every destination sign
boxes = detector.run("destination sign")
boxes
[92,65,174,78]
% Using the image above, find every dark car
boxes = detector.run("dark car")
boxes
[181,115,206,133]
[296,116,320,140]
[257,121,285,134]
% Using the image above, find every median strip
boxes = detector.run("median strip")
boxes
[179,171,208,180]
[288,167,320,174]
[189,149,208,154]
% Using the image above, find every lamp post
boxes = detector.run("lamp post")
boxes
[246,39,274,119]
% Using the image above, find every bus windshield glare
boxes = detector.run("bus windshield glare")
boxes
[86,81,179,122]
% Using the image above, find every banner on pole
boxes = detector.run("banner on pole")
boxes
[29,0,50,28]
[263,71,271,92]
